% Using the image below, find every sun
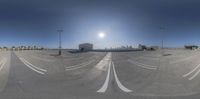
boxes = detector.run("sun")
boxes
[98,32,105,38]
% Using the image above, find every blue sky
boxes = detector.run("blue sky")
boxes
[0,0,200,49]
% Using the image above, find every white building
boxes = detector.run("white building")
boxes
[79,43,93,51]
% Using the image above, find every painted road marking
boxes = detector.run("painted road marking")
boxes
[128,59,157,70]
[65,54,96,61]
[182,63,200,80]
[66,53,111,71]
[188,69,200,80]
[65,57,84,61]
[97,61,111,93]
[183,64,200,78]
[95,53,112,70]
[21,58,47,72]
[31,55,55,62]
[66,60,94,69]
[19,57,47,75]
[0,58,7,71]
[170,55,198,64]
[112,61,133,92]
[65,60,95,71]
[97,52,132,93]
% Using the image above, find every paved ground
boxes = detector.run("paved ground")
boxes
[1,49,200,99]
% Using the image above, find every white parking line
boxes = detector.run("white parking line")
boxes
[65,57,83,61]
[128,59,157,70]
[95,53,112,70]
[19,57,47,75]
[112,61,133,92]
[170,55,198,64]
[97,52,132,93]
[66,60,94,69]
[21,58,47,72]
[0,58,7,71]
[65,60,95,71]
[31,55,55,62]
[188,69,200,80]
[66,53,111,71]
[183,64,200,78]
[97,61,111,93]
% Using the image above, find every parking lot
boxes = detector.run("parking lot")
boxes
[1,49,200,99]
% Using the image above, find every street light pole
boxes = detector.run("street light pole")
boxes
[57,27,63,56]
[160,26,165,56]
[162,40,164,55]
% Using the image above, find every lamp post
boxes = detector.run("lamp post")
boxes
[159,26,165,56]
[57,27,63,55]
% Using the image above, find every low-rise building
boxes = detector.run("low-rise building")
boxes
[79,43,93,51]
[184,45,198,50]
[138,44,147,50]
[148,46,160,50]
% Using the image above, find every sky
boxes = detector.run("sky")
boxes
[0,0,200,49]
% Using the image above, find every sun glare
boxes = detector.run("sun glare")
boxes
[98,32,105,38]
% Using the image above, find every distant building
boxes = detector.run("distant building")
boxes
[184,45,198,50]
[138,44,159,51]
[3,47,8,51]
[79,43,93,51]
[11,46,16,50]
[138,44,147,50]
[149,46,160,50]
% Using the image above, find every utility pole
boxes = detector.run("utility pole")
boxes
[160,26,165,56]
[57,27,63,56]
[162,40,164,55]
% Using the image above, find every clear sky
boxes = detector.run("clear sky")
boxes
[0,0,200,49]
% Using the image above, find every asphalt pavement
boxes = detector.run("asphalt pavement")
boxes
[0,50,200,99]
